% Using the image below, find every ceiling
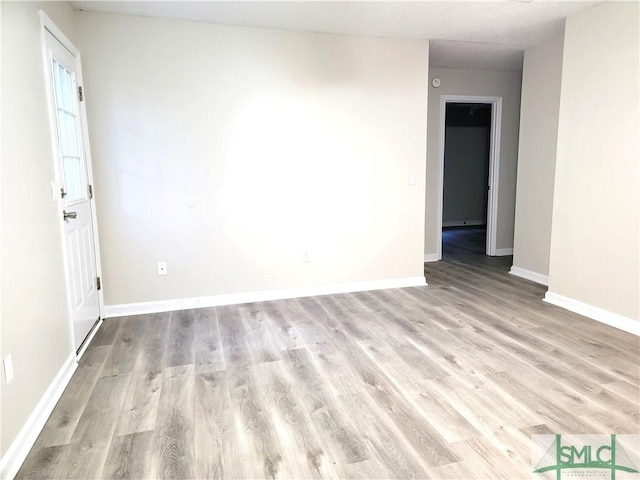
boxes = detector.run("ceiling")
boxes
[70,0,599,72]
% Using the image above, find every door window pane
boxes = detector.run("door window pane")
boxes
[52,58,85,203]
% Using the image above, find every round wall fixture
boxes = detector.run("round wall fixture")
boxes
[431,78,441,88]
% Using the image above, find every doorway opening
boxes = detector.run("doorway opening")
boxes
[40,12,103,358]
[442,102,491,257]
[436,95,502,259]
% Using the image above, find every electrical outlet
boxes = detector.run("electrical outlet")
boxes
[408,173,416,186]
[3,354,14,386]
[301,250,311,263]
[157,262,167,276]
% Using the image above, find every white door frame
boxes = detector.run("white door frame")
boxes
[436,95,503,258]
[39,11,104,358]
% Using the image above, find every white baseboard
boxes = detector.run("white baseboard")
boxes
[495,248,513,256]
[424,253,440,263]
[442,220,485,227]
[509,266,549,286]
[0,354,77,480]
[103,276,428,318]
[544,291,640,336]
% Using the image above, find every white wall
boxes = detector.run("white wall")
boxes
[76,12,429,307]
[548,1,639,322]
[511,36,564,281]
[443,127,489,225]
[1,0,76,460]
[425,68,522,256]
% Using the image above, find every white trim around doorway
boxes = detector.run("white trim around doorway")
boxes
[436,95,503,259]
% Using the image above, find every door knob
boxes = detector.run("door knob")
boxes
[63,210,77,221]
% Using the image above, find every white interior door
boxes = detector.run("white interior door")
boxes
[44,29,100,352]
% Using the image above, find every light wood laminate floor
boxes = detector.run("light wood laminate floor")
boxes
[17,229,640,479]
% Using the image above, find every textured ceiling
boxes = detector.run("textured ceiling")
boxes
[70,1,598,71]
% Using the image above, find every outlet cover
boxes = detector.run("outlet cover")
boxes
[157,262,168,276]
